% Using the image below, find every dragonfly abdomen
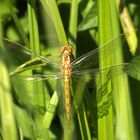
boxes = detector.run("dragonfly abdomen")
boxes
[64,76,71,134]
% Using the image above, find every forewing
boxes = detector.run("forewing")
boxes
[71,63,128,101]
[72,63,128,78]
[72,33,127,70]
[3,38,60,67]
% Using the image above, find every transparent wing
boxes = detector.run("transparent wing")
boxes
[72,33,127,70]
[11,73,62,82]
[10,71,62,106]
[9,61,61,76]
[3,38,60,67]
[72,63,129,106]
[71,63,129,120]
[72,63,128,77]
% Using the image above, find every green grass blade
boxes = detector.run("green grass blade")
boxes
[27,0,40,52]
[98,0,115,139]
[73,76,92,140]
[68,0,78,55]
[4,0,28,46]
[77,105,91,140]
[40,91,58,128]
[110,0,137,139]
[115,0,138,55]
[27,2,51,140]
[0,60,18,140]
[98,0,137,139]
[37,91,58,139]
[14,105,33,138]
[40,0,67,46]
[27,0,44,106]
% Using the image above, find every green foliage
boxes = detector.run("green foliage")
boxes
[125,56,140,81]
[0,0,140,140]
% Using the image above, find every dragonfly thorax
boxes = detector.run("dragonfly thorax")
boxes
[60,46,72,77]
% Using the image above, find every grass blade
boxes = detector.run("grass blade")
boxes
[40,0,67,46]
[115,0,138,55]
[98,0,137,139]
[68,0,78,56]
[4,0,29,46]
[0,60,18,140]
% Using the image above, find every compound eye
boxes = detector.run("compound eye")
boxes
[60,47,64,53]
[68,47,73,53]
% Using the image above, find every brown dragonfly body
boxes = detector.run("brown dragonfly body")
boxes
[60,46,73,134]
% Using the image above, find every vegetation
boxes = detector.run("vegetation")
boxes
[0,0,140,140]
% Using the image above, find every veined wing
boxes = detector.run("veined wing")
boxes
[3,38,60,67]
[72,33,127,70]
[71,63,129,108]
[10,70,62,93]
[18,73,62,82]
[10,71,62,110]
[72,63,129,77]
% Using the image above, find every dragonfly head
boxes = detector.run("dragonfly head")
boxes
[60,45,73,65]
[60,45,73,55]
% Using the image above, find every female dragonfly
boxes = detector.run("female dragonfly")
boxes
[4,33,128,135]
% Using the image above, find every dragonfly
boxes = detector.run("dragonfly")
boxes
[4,33,128,135]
